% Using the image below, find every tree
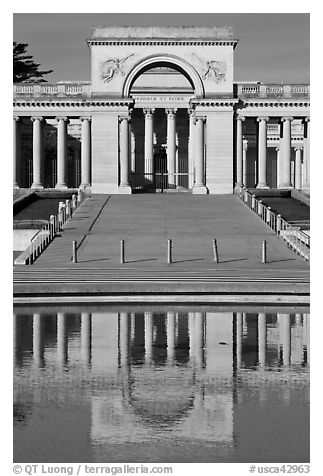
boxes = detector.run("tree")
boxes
[13,42,53,83]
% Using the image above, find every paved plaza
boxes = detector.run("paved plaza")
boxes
[27,194,308,270]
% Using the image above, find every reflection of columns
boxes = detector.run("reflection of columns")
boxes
[13,117,21,188]
[33,313,44,367]
[166,312,175,364]
[166,108,177,187]
[119,116,131,193]
[31,116,44,189]
[57,313,68,366]
[188,312,195,362]
[303,118,310,188]
[279,117,293,188]
[242,141,248,186]
[81,312,92,366]
[279,314,291,365]
[55,117,69,188]
[188,109,195,189]
[144,312,153,365]
[192,117,207,194]
[256,117,269,188]
[80,117,91,187]
[236,116,245,186]
[294,146,302,189]
[236,312,243,369]
[303,313,310,364]
[258,313,267,367]
[144,109,154,177]
[119,312,129,367]
[194,312,204,368]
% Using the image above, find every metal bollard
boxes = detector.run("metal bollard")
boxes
[212,239,219,263]
[167,239,172,264]
[261,240,267,264]
[120,240,125,264]
[72,240,77,263]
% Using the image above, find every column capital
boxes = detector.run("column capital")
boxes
[257,116,269,122]
[304,116,310,123]
[118,115,130,123]
[281,116,293,122]
[195,116,206,124]
[55,116,69,123]
[294,144,303,151]
[31,116,44,122]
[80,116,92,122]
[188,107,195,117]
[143,108,155,118]
[165,108,177,117]
[13,116,20,122]
[243,140,248,150]
[237,115,246,122]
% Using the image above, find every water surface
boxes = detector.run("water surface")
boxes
[13,306,310,463]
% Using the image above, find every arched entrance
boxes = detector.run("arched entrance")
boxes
[124,57,200,192]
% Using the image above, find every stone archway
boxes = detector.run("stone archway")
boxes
[122,54,205,99]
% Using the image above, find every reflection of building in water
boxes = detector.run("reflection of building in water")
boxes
[13,310,309,455]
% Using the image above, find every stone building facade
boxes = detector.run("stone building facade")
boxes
[13,26,310,194]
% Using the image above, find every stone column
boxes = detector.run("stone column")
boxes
[13,117,21,188]
[130,129,136,173]
[276,146,281,187]
[294,146,303,189]
[279,117,293,188]
[166,312,175,364]
[242,141,248,186]
[192,116,208,194]
[303,117,310,188]
[236,116,245,187]
[118,116,131,193]
[81,312,92,367]
[143,108,154,179]
[256,116,269,189]
[188,109,195,189]
[31,116,44,188]
[236,312,243,369]
[258,313,267,367]
[55,117,69,188]
[144,312,153,366]
[166,108,177,188]
[80,117,91,188]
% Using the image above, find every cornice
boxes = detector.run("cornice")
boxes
[240,100,310,108]
[191,98,239,107]
[13,99,134,108]
[87,39,238,47]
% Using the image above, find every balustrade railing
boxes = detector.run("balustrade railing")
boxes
[13,82,91,98]
[237,83,310,99]
[26,190,84,265]
[237,186,310,261]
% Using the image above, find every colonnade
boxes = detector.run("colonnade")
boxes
[118,107,206,192]
[236,116,310,189]
[13,116,91,189]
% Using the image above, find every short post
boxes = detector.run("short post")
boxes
[120,239,125,264]
[258,200,263,216]
[212,239,219,263]
[261,240,267,264]
[77,189,82,203]
[72,194,77,209]
[65,199,70,218]
[72,240,77,263]
[167,239,172,264]
[266,206,271,225]
[58,202,64,231]
[251,194,255,211]
[276,214,281,234]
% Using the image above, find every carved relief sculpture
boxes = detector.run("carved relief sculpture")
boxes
[192,54,227,83]
[100,54,134,83]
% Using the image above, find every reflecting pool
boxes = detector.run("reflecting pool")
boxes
[13,306,310,463]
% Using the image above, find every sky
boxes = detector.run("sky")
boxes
[13,12,310,84]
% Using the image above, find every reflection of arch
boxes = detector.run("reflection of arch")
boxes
[122,55,204,99]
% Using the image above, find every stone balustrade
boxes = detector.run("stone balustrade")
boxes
[237,83,310,98]
[13,82,91,98]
